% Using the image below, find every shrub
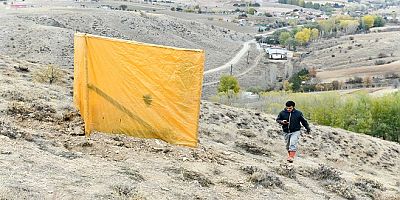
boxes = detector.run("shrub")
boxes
[312,164,342,181]
[33,64,64,84]
[240,166,283,188]
[374,60,386,65]
[378,53,388,58]
[119,4,127,10]
[246,86,263,94]
[355,178,384,193]
[275,164,296,179]
[218,75,240,94]
[260,91,400,143]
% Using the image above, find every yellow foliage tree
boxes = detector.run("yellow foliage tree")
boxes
[310,28,319,41]
[298,0,305,7]
[362,15,375,28]
[295,28,311,45]
[339,20,359,34]
[317,19,335,36]
[283,80,293,91]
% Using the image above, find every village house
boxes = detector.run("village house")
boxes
[265,47,288,60]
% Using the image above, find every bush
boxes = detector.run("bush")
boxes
[375,60,386,65]
[355,178,384,193]
[260,91,400,143]
[218,75,240,94]
[378,53,388,58]
[119,4,127,10]
[246,86,263,94]
[33,64,64,84]
[240,166,283,189]
[312,164,342,181]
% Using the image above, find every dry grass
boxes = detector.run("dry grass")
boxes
[316,61,400,83]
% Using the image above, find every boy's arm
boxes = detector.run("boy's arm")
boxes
[299,113,311,132]
[276,112,285,124]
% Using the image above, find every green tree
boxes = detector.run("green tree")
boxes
[373,15,385,27]
[279,32,291,46]
[286,37,297,51]
[289,68,309,92]
[218,75,240,94]
[313,3,320,10]
[305,1,313,8]
[273,29,290,43]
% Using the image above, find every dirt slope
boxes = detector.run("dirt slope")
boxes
[0,55,399,200]
[0,7,249,71]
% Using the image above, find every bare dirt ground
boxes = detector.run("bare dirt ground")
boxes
[0,5,249,70]
[302,31,400,71]
[1,54,400,199]
[1,2,400,199]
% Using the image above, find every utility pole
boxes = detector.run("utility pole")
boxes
[247,51,250,64]
[230,64,233,76]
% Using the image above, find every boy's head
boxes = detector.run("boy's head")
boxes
[285,101,295,107]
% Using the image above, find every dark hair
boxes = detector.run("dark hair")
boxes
[286,101,295,107]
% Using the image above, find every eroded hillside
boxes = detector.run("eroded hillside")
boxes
[0,55,399,199]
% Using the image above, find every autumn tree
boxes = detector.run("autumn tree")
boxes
[310,28,319,41]
[338,19,359,34]
[298,0,305,7]
[318,19,335,37]
[295,28,311,45]
[309,67,317,77]
[362,15,375,29]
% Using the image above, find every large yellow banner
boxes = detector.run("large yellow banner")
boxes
[74,33,204,147]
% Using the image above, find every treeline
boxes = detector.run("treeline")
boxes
[261,91,400,143]
[317,15,385,37]
[262,26,319,50]
[260,15,386,47]
[277,0,343,13]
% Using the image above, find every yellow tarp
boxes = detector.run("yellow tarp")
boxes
[73,33,205,147]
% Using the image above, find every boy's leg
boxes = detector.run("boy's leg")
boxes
[287,131,301,163]
[288,131,300,152]
[284,132,292,151]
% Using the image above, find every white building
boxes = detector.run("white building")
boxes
[265,48,288,60]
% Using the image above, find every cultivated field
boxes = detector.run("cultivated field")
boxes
[316,61,400,82]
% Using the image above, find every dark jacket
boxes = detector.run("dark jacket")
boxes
[276,108,310,133]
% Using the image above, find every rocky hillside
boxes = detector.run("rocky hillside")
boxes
[0,55,399,199]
